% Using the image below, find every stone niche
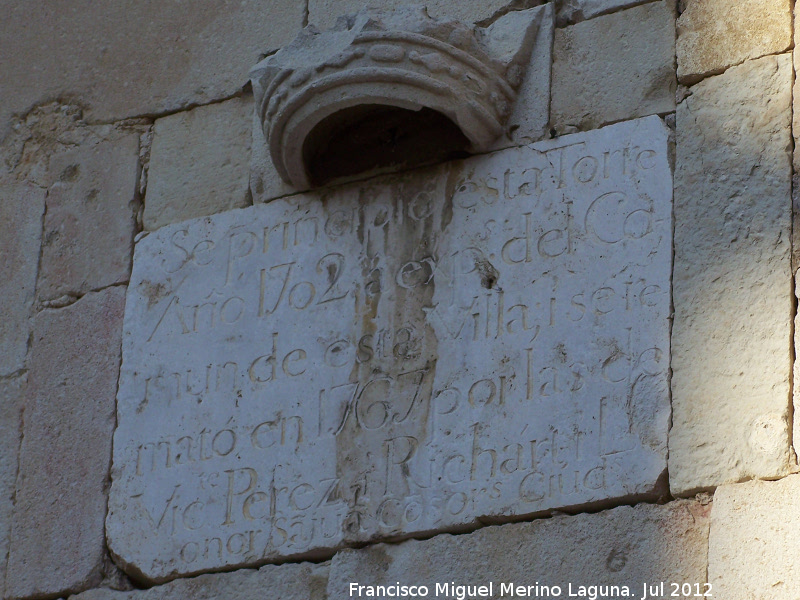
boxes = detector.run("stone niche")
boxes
[250,6,546,188]
[108,116,673,582]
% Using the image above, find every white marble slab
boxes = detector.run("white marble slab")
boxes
[108,116,673,582]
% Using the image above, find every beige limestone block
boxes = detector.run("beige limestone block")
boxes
[308,0,521,30]
[0,1,306,142]
[38,131,140,301]
[0,375,26,596]
[550,1,676,133]
[791,14,800,268]
[4,287,126,600]
[143,96,252,231]
[709,476,800,599]
[253,5,547,190]
[677,0,792,85]
[329,500,710,596]
[671,54,793,495]
[0,184,45,375]
[70,563,328,600]
[795,32,800,276]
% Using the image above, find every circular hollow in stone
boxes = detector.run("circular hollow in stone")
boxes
[302,104,471,187]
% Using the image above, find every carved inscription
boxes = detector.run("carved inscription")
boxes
[109,116,672,581]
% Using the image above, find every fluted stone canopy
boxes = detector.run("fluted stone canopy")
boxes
[251,5,544,187]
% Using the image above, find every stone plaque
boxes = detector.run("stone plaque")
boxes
[109,116,672,582]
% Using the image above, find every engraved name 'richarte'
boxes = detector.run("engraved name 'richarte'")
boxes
[108,116,673,582]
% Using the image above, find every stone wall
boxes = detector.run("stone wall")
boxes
[0,0,797,598]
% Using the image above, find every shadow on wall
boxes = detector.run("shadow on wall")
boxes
[670,52,794,497]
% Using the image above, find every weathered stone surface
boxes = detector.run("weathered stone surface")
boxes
[0,375,26,596]
[551,1,676,133]
[250,111,304,203]
[308,0,528,30]
[0,184,45,375]
[109,116,672,581]
[795,274,800,449]
[143,96,252,231]
[0,102,91,188]
[793,20,800,177]
[5,287,126,600]
[492,3,554,149]
[677,0,792,84]
[709,476,800,600]
[329,500,710,596]
[671,54,793,495]
[555,0,650,24]
[38,130,140,301]
[0,1,306,142]
[71,562,328,600]
[252,6,545,189]
[251,4,554,200]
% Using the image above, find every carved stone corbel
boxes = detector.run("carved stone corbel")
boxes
[251,5,545,188]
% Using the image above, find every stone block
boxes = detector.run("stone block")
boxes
[555,0,651,24]
[677,0,792,85]
[0,1,306,142]
[0,375,26,596]
[492,3,554,149]
[550,1,676,133]
[5,287,126,600]
[38,130,140,301]
[0,184,45,375]
[671,54,793,495]
[143,96,252,231]
[709,476,800,600]
[308,0,521,30]
[793,22,800,176]
[329,500,710,597]
[70,562,328,600]
[109,116,672,581]
[249,4,553,196]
